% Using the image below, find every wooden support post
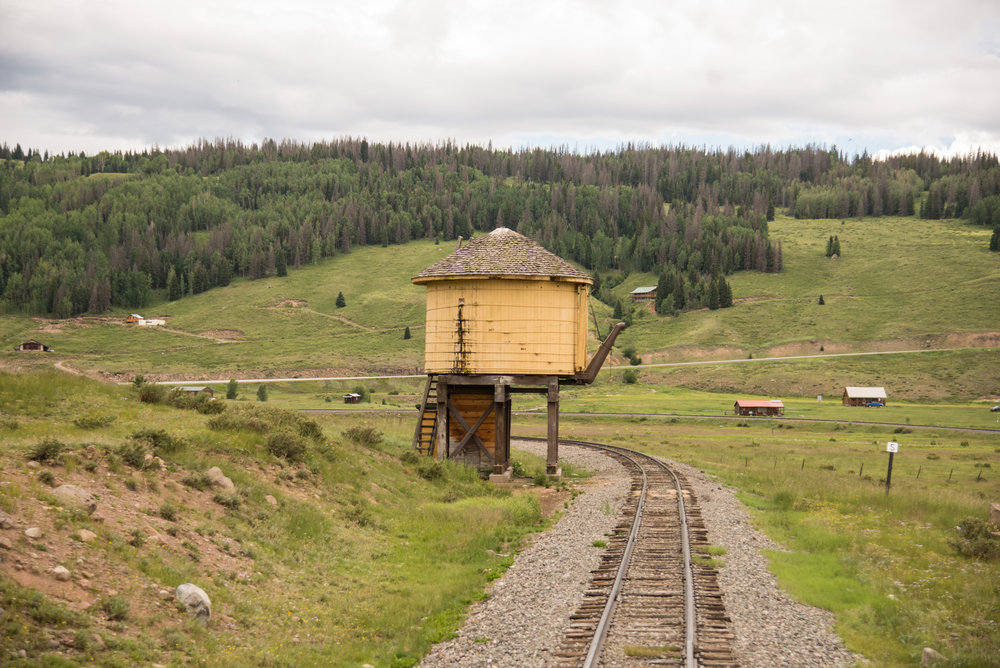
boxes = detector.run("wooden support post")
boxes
[546,379,559,475]
[494,383,508,474]
[435,380,448,460]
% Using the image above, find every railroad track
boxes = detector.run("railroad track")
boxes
[529,438,737,667]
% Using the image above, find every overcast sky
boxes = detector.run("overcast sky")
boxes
[2,0,999,159]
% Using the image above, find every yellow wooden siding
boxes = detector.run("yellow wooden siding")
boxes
[423,279,589,375]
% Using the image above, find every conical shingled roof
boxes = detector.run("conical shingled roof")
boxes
[412,227,592,283]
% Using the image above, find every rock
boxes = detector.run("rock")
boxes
[26,461,40,469]
[921,647,946,666]
[77,529,97,543]
[0,537,12,550]
[0,511,14,529]
[264,495,278,507]
[176,583,211,624]
[51,565,71,581]
[205,467,235,491]
[90,512,105,523]
[51,485,97,513]
[77,578,92,590]
[990,502,1000,526]
[24,527,43,539]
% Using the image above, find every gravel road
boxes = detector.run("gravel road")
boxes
[418,440,862,667]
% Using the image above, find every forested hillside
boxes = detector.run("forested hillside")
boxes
[1,139,998,319]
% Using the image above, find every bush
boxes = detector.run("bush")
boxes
[101,596,130,620]
[27,438,65,462]
[950,518,1000,560]
[213,492,242,509]
[622,369,639,384]
[181,472,213,491]
[130,428,184,456]
[208,412,269,433]
[138,383,167,404]
[115,442,148,470]
[343,426,383,446]
[267,432,307,463]
[73,414,116,429]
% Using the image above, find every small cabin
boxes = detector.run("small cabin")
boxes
[15,339,53,352]
[125,313,143,324]
[842,386,887,406]
[343,393,361,404]
[180,386,213,397]
[630,286,657,302]
[734,399,784,416]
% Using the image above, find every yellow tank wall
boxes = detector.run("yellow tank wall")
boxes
[423,278,589,375]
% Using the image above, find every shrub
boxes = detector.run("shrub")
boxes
[208,412,269,433]
[101,596,130,620]
[73,414,116,430]
[181,472,213,491]
[213,492,242,509]
[950,518,1000,560]
[137,383,166,404]
[130,428,184,456]
[158,503,179,521]
[267,432,307,463]
[37,470,56,487]
[114,442,148,470]
[27,438,65,462]
[343,426,383,446]
[773,490,797,510]
[622,369,639,384]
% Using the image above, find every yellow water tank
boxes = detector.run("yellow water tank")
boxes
[413,228,593,376]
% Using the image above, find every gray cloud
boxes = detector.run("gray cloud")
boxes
[1,0,998,156]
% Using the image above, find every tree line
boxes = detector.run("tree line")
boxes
[0,139,996,318]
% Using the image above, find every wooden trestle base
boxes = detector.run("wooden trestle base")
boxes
[430,374,562,476]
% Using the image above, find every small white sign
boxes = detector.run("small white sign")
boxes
[886,441,899,453]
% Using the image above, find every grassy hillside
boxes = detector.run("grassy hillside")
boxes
[1,216,997,401]
[615,215,1000,356]
[0,371,555,667]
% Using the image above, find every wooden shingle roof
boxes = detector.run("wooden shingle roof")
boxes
[412,227,592,284]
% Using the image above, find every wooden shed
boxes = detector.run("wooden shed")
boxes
[842,386,887,406]
[630,286,657,302]
[125,313,143,324]
[180,386,214,397]
[15,339,52,352]
[734,399,784,416]
[412,228,621,476]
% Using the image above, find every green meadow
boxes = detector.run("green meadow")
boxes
[2,214,999,666]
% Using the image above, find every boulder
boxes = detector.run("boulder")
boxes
[176,583,211,625]
[51,485,97,513]
[77,529,97,543]
[50,565,71,582]
[0,511,14,529]
[264,495,278,507]
[921,647,946,666]
[24,527,43,539]
[205,467,234,491]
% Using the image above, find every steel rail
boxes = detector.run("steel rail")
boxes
[525,436,699,668]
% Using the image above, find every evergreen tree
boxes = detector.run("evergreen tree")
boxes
[708,278,720,310]
[832,235,841,256]
[991,226,1000,251]
[673,274,686,310]
[818,294,825,305]
[403,326,411,340]
[166,266,180,301]
[766,202,775,221]
[226,379,238,400]
[275,247,287,276]
[825,236,834,257]
[257,384,268,402]
[336,291,346,308]
[720,278,733,308]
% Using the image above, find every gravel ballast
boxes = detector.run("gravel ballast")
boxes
[419,440,862,667]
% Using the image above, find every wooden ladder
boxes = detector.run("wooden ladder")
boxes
[412,374,438,456]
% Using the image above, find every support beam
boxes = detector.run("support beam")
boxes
[494,383,508,474]
[435,380,448,460]
[546,379,560,475]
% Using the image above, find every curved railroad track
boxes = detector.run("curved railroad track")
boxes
[524,438,736,667]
